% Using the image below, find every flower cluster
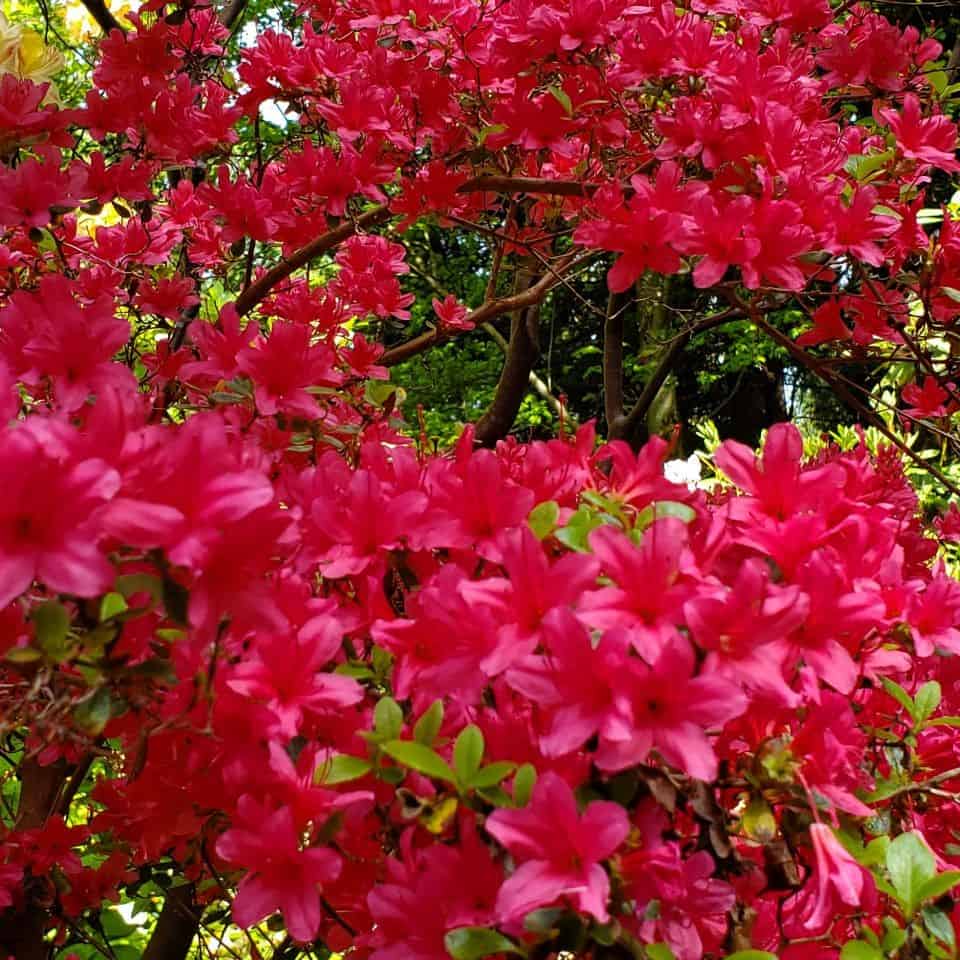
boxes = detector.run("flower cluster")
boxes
[1,0,960,957]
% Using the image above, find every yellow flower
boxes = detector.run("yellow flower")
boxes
[76,203,121,241]
[63,0,137,43]
[13,28,63,83]
[0,12,63,102]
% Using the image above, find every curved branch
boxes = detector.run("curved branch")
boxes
[142,884,201,960]
[474,298,542,447]
[458,175,596,198]
[610,330,690,447]
[603,289,629,429]
[745,300,960,500]
[221,0,250,29]
[381,263,574,367]
[234,205,392,317]
[78,0,123,34]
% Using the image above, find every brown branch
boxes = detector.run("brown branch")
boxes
[458,175,597,198]
[381,261,576,367]
[482,321,576,428]
[475,296,543,447]
[745,301,960,500]
[221,0,250,29]
[142,884,202,960]
[610,304,747,447]
[603,289,629,429]
[610,329,690,447]
[77,0,123,34]
[0,757,76,960]
[233,205,392,317]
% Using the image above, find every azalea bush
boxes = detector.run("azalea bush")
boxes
[4,0,960,958]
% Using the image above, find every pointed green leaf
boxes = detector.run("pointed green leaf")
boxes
[923,907,957,948]
[916,870,960,903]
[529,501,560,540]
[315,754,373,786]
[914,681,942,724]
[33,601,71,662]
[881,677,916,720]
[454,725,484,782]
[470,761,516,789]
[840,942,882,960]
[887,832,937,917]
[382,740,456,783]
[444,927,523,960]
[374,696,404,740]
[414,700,444,746]
[513,763,537,806]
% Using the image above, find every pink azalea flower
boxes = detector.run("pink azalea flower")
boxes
[782,823,875,937]
[216,796,342,943]
[485,771,629,923]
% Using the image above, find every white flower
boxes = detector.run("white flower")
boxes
[663,453,702,491]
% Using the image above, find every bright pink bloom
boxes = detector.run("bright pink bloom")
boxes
[877,94,960,170]
[432,294,474,332]
[783,823,875,936]
[485,771,629,923]
[216,797,342,943]
[0,422,119,608]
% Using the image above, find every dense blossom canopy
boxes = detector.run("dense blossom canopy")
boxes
[3,0,960,958]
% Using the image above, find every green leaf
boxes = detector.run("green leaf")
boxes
[914,681,942,723]
[513,763,537,806]
[374,696,404,740]
[924,907,957,948]
[470,761,516,789]
[647,946,677,960]
[916,870,960,903]
[315,754,373,786]
[556,506,604,553]
[454,725,484,782]
[840,942,883,960]
[115,573,163,604]
[929,69,950,96]
[887,831,937,917]
[33,600,71,662]
[635,500,697,531]
[413,700,444,746]
[881,677,916,720]
[941,286,960,305]
[926,716,960,728]
[73,687,113,736]
[382,740,456,783]
[723,953,777,960]
[844,149,894,181]
[547,85,573,117]
[444,927,523,959]
[99,592,128,621]
[529,501,560,540]
[741,797,776,842]
[880,919,906,953]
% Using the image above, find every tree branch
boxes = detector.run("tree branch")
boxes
[610,304,746,447]
[233,205,392,317]
[221,0,250,29]
[78,0,123,34]
[603,289,629,429]
[142,884,201,960]
[482,321,576,428]
[610,329,690,447]
[458,175,596,198]
[474,298,542,447]
[0,756,76,960]
[744,300,960,500]
[381,261,574,367]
